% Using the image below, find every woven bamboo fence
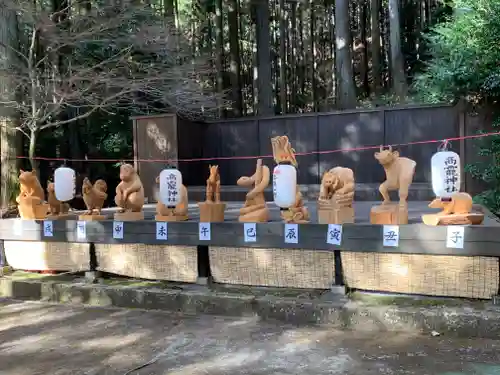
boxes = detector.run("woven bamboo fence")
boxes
[95,244,198,283]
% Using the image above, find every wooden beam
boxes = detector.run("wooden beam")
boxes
[2,219,500,257]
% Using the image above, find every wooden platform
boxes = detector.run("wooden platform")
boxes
[96,201,500,225]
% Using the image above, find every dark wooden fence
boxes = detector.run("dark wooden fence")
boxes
[198,104,460,185]
[134,103,491,201]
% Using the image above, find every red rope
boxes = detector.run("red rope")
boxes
[15,130,500,163]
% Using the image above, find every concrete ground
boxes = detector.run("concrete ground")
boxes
[1,300,500,375]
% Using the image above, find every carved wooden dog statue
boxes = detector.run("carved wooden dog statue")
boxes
[47,181,70,215]
[17,170,44,203]
[205,164,221,203]
[17,170,49,219]
[115,164,144,213]
[374,145,416,207]
[82,178,108,216]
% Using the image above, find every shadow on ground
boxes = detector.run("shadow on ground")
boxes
[1,299,500,375]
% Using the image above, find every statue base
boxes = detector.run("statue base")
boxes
[47,213,73,220]
[79,214,107,221]
[370,203,408,225]
[198,201,226,222]
[238,210,269,223]
[238,203,269,223]
[155,214,188,222]
[114,211,144,221]
[280,208,310,224]
[18,202,49,220]
[317,201,354,224]
[422,213,484,226]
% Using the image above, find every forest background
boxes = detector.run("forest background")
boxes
[1,0,498,211]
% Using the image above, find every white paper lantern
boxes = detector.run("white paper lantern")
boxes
[431,150,461,198]
[54,166,76,202]
[159,168,183,206]
[273,164,297,208]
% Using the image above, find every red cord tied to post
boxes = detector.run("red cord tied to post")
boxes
[11,130,500,163]
[437,139,451,152]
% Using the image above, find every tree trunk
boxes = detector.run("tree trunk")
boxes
[388,0,406,99]
[290,3,297,112]
[164,0,175,17]
[279,0,287,114]
[228,0,243,116]
[215,0,224,117]
[0,6,20,208]
[310,0,317,111]
[28,129,39,174]
[298,5,305,102]
[370,0,381,95]
[334,0,357,109]
[359,0,369,97]
[254,0,273,115]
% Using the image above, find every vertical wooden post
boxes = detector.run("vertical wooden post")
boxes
[132,118,139,172]
[458,99,466,192]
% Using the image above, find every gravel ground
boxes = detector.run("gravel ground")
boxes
[1,299,500,375]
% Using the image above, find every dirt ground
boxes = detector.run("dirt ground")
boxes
[1,299,500,375]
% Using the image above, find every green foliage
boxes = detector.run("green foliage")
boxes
[414,0,500,213]
[464,116,500,213]
[413,0,500,104]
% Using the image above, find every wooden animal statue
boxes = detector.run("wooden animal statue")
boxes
[428,192,473,216]
[319,167,355,203]
[17,170,44,203]
[205,164,221,203]
[422,192,483,226]
[115,164,145,212]
[16,169,49,219]
[47,181,70,215]
[270,135,309,223]
[271,135,297,166]
[374,145,416,206]
[155,176,188,219]
[82,178,108,215]
[281,192,310,223]
[237,158,270,222]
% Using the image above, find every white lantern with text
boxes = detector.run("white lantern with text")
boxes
[54,166,76,202]
[273,164,297,208]
[159,168,183,206]
[431,150,461,198]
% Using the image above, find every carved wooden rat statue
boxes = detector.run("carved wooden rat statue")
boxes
[428,192,473,216]
[115,164,145,213]
[374,145,416,207]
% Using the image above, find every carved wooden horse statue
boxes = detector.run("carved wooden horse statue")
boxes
[205,165,221,203]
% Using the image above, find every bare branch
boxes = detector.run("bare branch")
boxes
[0,0,231,137]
